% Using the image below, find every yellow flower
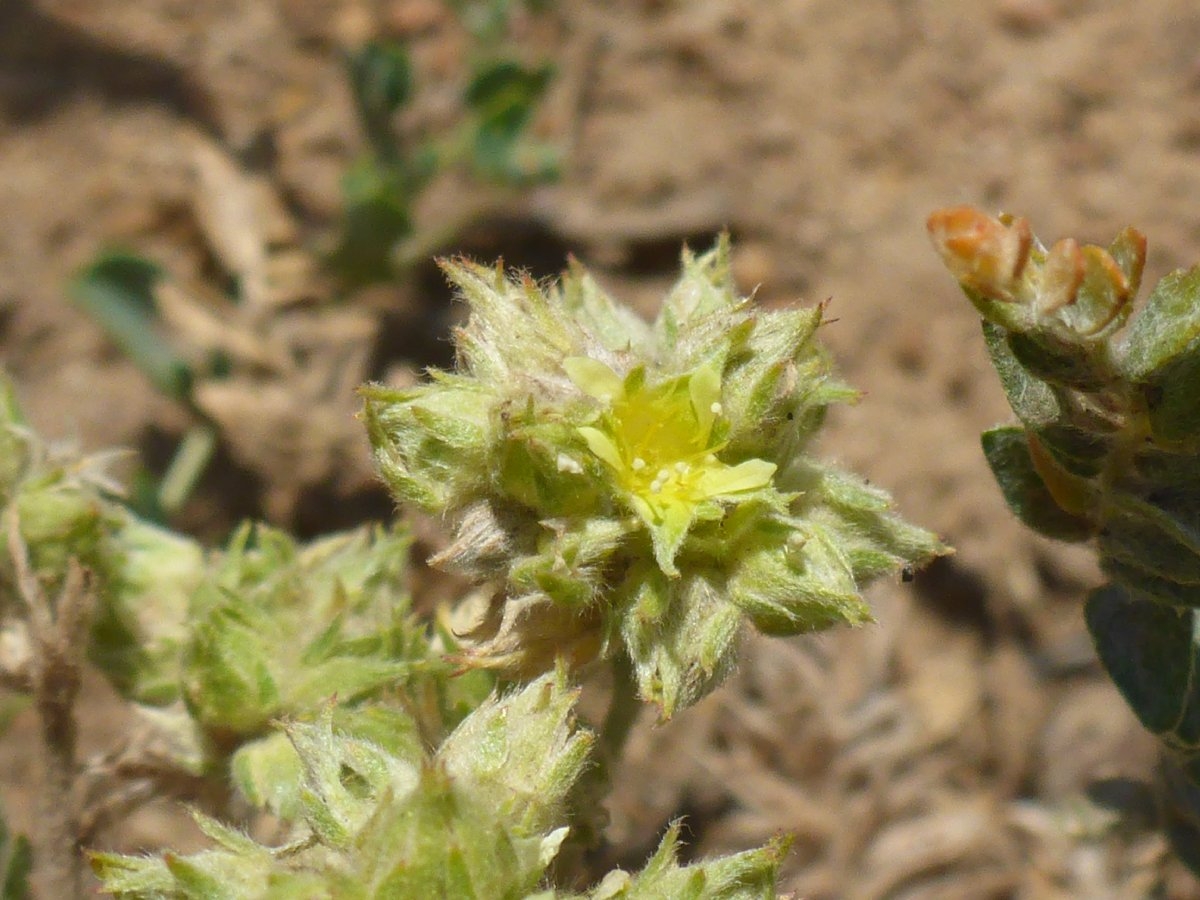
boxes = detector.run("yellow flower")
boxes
[564,357,775,576]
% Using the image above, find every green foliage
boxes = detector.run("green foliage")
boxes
[465,59,557,182]
[0,805,32,900]
[71,3,561,521]
[92,671,590,899]
[93,672,790,900]
[71,253,192,403]
[4,225,948,893]
[0,372,119,606]
[929,205,1200,871]
[90,517,207,706]
[96,519,441,755]
[564,823,789,900]
[331,8,558,287]
[979,427,1093,541]
[346,41,414,161]
[364,240,944,717]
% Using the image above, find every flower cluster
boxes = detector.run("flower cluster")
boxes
[364,239,943,716]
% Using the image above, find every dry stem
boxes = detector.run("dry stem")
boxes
[6,509,94,898]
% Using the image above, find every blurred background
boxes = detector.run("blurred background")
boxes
[3,0,1200,895]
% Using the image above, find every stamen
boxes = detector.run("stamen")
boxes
[556,454,584,475]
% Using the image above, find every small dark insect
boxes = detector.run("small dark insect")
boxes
[901,564,915,583]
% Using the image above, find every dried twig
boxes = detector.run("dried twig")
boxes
[78,738,220,844]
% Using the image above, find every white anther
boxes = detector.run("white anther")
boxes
[556,454,584,475]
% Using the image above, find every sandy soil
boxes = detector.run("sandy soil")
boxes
[4,0,1200,895]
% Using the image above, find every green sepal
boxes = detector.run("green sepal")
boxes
[556,259,653,355]
[726,518,871,636]
[720,307,825,459]
[980,427,1093,541]
[230,730,306,820]
[232,706,426,822]
[286,654,414,713]
[796,466,946,583]
[361,380,494,512]
[437,665,593,835]
[576,822,789,900]
[653,237,741,358]
[162,848,244,897]
[496,409,602,518]
[10,468,112,599]
[441,260,578,383]
[89,852,176,896]
[621,570,743,719]
[92,516,205,706]
[182,600,282,736]
[354,766,556,899]
[508,518,628,609]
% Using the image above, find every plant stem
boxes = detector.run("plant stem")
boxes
[34,636,83,899]
[6,512,91,898]
[599,651,640,768]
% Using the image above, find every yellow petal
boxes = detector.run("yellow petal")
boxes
[697,459,776,496]
[577,426,623,471]
[689,365,722,435]
[563,357,623,402]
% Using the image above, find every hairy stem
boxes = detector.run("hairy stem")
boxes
[34,641,83,899]
[7,512,91,898]
[599,651,640,768]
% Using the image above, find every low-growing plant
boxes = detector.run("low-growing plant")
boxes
[0,240,941,897]
[70,1,559,522]
[928,205,1200,874]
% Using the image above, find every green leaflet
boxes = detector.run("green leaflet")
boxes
[1086,585,1200,748]
[979,427,1093,542]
